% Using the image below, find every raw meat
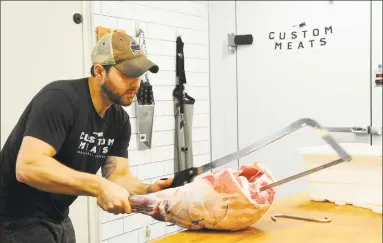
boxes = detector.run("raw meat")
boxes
[129,162,276,231]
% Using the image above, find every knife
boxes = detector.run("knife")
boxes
[168,118,352,189]
[137,80,144,105]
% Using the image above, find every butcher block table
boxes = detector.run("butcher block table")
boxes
[151,192,382,243]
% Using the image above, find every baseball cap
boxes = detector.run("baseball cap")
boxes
[91,31,159,78]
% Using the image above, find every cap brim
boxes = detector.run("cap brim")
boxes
[114,56,159,78]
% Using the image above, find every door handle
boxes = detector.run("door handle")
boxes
[324,126,382,135]
[228,33,253,54]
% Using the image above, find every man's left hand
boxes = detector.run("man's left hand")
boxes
[147,178,174,193]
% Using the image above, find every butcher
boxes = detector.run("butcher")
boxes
[0,31,173,243]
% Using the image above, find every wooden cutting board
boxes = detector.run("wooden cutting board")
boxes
[151,193,382,243]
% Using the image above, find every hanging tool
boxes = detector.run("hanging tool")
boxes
[271,213,332,223]
[137,79,154,105]
[135,29,155,150]
[168,118,352,189]
[173,36,195,173]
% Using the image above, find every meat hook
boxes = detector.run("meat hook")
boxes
[271,213,332,223]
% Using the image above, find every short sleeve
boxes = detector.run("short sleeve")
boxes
[24,89,74,152]
[108,110,131,158]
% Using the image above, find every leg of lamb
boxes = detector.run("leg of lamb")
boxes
[129,162,276,231]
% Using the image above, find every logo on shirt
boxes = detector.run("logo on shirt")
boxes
[77,132,114,159]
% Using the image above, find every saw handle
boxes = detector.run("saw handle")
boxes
[168,167,199,188]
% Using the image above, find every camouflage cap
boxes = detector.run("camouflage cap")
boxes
[91,31,159,77]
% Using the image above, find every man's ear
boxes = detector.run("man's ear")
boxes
[93,64,105,82]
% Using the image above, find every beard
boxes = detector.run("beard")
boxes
[101,76,134,107]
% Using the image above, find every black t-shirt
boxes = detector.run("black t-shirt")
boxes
[0,78,131,221]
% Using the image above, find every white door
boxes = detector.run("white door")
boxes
[1,1,90,242]
[208,1,239,168]
[371,0,382,146]
[235,1,374,198]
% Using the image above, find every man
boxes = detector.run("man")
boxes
[0,31,173,242]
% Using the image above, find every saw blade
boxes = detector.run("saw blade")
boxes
[259,158,346,191]
[198,118,351,175]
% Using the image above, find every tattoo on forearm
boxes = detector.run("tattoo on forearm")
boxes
[102,157,117,178]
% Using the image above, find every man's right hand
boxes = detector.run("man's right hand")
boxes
[96,178,132,215]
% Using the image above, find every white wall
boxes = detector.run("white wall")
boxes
[90,1,211,242]
[371,0,383,145]
[2,2,93,243]
[208,1,382,201]
[208,1,238,168]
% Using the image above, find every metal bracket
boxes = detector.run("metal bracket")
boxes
[136,103,155,150]
[228,33,236,54]
[324,126,382,135]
